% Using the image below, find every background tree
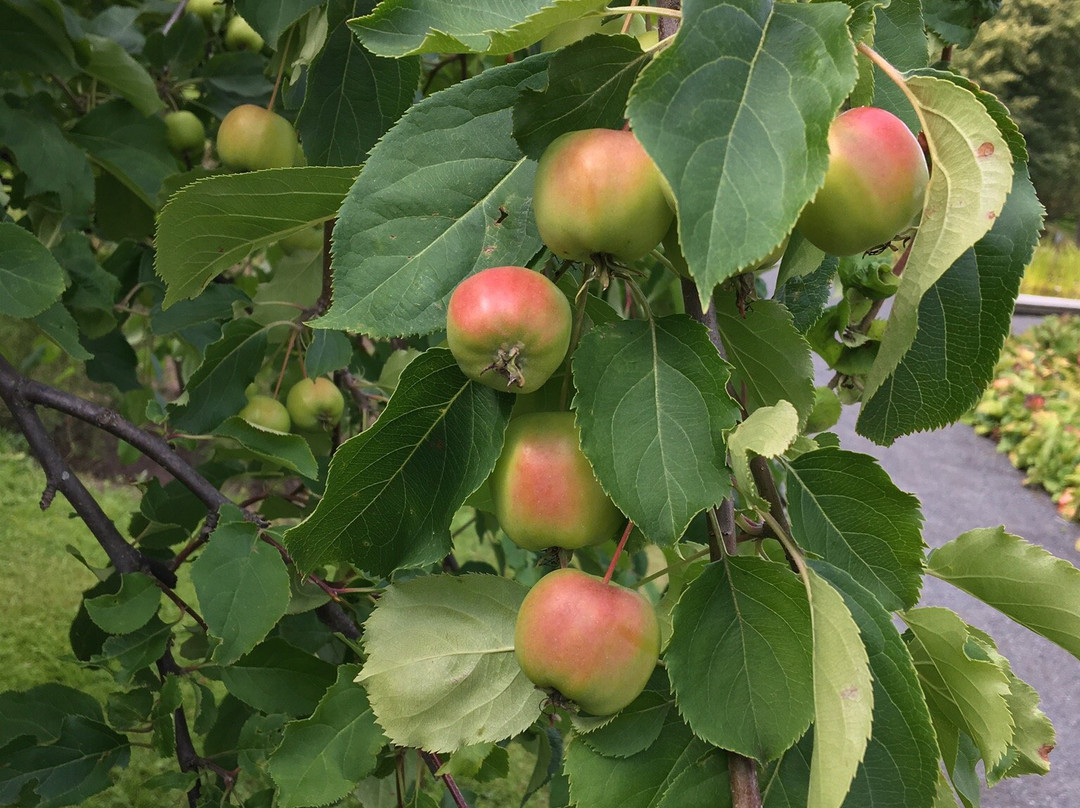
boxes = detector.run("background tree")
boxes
[954,0,1080,230]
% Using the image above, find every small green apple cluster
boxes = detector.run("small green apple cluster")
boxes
[239,377,345,434]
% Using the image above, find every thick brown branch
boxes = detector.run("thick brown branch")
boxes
[728,753,763,808]
[0,355,228,512]
[0,370,177,587]
[656,0,681,40]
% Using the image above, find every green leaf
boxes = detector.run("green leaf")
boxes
[809,562,940,808]
[655,752,731,808]
[268,664,386,808]
[437,743,510,782]
[786,448,925,610]
[856,167,1043,444]
[92,617,173,685]
[994,670,1054,782]
[156,166,358,308]
[0,0,77,77]
[319,55,548,337]
[357,574,544,752]
[628,0,858,299]
[773,255,837,334]
[805,569,873,808]
[927,526,1080,662]
[32,302,93,360]
[0,223,68,318]
[234,0,325,45]
[168,318,268,434]
[577,677,672,759]
[714,292,816,426]
[251,250,323,327]
[861,74,1014,404]
[572,315,739,546]
[761,734,813,808]
[902,607,1013,769]
[565,710,712,808]
[297,0,420,167]
[513,33,649,160]
[83,331,140,392]
[963,628,1054,784]
[213,417,320,479]
[106,688,154,731]
[84,574,161,635]
[149,282,248,337]
[221,638,337,717]
[284,349,513,576]
[727,401,799,513]
[0,685,103,748]
[350,0,609,56]
[303,330,353,378]
[922,0,1000,47]
[68,100,176,207]
[0,98,94,219]
[78,35,165,116]
[932,772,961,808]
[191,516,291,665]
[0,716,130,808]
[666,557,813,762]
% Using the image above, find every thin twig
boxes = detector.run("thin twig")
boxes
[421,751,471,808]
[163,0,187,35]
[603,521,635,584]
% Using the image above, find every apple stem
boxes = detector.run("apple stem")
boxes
[267,28,295,112]
[273,327,299,398]
[602,5,681,20]
[620,0,641,35]
[603,520,635,584]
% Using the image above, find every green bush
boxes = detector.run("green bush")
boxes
[966,315,1080,520]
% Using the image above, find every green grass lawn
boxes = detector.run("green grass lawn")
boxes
[0,430,183,807]
[1020,228,1080,299]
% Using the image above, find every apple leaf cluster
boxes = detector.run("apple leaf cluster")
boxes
[0,1,1076,808]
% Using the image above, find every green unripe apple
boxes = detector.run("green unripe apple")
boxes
[164,110,206,156]
[286,377,345,431]
[278,225,323,255]
[514,568,660,716]
[216,105,297,171]
[805,386,842,433]
[239,395,291,433]
[751,235,789,272]
[184,0,218,24]
[224,14,264,52]
[797,106,929,256]
[533,128,674,264]
[490,412,623,551]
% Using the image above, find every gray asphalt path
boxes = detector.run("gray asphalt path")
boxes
[825,313,1080,807]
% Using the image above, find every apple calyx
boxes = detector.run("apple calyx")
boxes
[482,343,527,390]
